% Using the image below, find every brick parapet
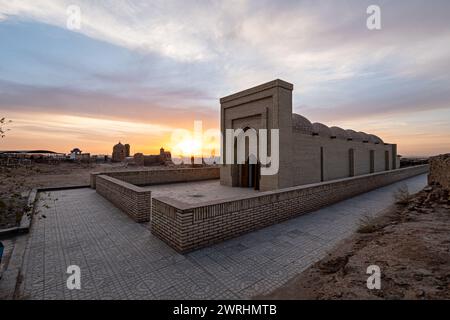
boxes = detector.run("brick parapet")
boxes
[151,165,428,253]
[95,175,151,222]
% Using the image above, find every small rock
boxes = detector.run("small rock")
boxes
[413,274,423,281]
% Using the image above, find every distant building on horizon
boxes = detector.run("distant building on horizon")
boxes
[112,142,130,162]
[133,147,172,166]
[69,148,82,160]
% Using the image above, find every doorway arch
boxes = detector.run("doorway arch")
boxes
[232,127,260,190]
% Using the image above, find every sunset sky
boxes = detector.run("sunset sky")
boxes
[0,0,449,157]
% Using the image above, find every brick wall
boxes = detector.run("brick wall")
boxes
[91,167,219,188]
[151,165,428,253]
[428,154,450,191]
[291,133,394,185]
[96,175,151,222]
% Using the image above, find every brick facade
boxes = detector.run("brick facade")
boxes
[220,79,399,191]
[152,165,428,253]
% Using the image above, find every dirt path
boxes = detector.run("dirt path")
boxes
[259,185,450,299]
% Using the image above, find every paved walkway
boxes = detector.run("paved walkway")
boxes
[20,174,427,299]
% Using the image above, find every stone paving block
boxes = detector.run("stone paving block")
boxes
[19,174,427,299]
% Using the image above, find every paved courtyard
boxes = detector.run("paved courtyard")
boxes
[19,174,426,299]
[142,179,258,204]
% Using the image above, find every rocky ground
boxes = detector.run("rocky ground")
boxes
[261,184,450,299]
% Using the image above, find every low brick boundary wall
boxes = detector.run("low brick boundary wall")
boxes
[90,167,220,188]
[91,167,219,223]
[96,175,151,222]
[151,165,428,253]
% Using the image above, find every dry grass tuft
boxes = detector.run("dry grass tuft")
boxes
[394,185,411,206]
[357,214,381,234]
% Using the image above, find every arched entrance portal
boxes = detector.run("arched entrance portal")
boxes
[232,128,261,190]
[239,156,260,189]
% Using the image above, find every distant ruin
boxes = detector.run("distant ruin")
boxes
[112,142,172,166]
[133,148,172,166]
[112,142,130,162]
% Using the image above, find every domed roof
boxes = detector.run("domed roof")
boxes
[113,142,125,151]
[346,129,364,141]
[312,122,332,137]
[345,130,385,143]
[292,113,313,134]
[291,113,386,143]
[368,134,383,144]
[329,126,350,140]
[358,131,371,142]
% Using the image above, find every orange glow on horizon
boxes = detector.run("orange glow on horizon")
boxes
[1,109,448,158]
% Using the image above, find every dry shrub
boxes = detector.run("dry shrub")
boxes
[394,185,411,206]
[357,215,381,234]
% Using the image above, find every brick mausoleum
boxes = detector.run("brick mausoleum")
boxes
[220,79,400,191]
[92,79,427,253]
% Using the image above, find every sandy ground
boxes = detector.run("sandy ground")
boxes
[0,162,130,191]
[1,162,96,228]
[259,185,450,300]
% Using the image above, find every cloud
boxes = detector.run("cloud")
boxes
[1,0,450,156]
[0,0,230,61]
[297,76,450,123]
[1,111,176,154]
[2,0,450,90]
[0,80,218,128]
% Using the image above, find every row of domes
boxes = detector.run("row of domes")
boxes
[292,113,384,144]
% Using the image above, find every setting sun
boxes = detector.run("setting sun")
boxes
[173,138,203,157]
